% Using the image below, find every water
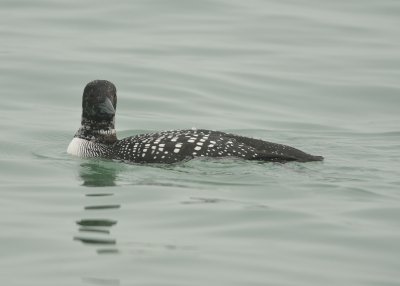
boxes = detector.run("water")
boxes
[1,0,400,285]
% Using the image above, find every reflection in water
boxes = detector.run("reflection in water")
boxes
[78,227,110,234]
[74,161,121,254]
[79,161,118,187]
[74,236,116,245]
[77,219,118,227]
[85,205,120,210]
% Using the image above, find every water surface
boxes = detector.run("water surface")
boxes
[1,0,400,285]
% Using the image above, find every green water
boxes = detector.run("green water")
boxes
[1,0,400,285]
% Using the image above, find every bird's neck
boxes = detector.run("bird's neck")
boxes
[76,117,117,145]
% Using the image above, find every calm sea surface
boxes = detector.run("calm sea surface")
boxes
[1,0,400,285]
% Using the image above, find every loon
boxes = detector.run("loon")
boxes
[67,80,323,163]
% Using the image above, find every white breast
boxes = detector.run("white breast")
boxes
[68,137,106,158]
[67,138,85,157]
[67,138,109,158]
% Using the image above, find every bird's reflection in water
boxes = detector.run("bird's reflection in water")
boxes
[74,161,121,255]
[79,160,118,187]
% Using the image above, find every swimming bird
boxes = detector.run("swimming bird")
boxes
[67,80,323,163]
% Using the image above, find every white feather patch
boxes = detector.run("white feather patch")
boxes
[67,138,98,157]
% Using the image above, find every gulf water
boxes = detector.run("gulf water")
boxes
[1,0,400,285]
